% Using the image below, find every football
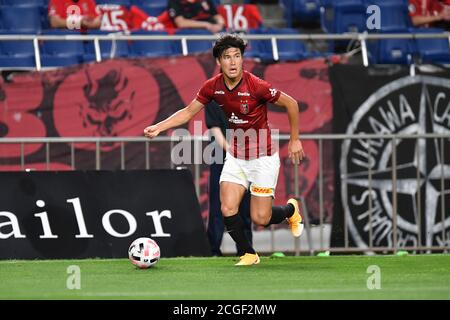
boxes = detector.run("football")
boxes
[128,237,160,269]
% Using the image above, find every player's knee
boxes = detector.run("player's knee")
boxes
[221,203,238,216]
[252,212,271,226]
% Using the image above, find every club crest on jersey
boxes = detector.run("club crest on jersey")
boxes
[270,88,277,97]
[240,100,249,114]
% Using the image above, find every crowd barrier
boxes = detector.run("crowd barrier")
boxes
[1,133,448,255]
[0,32,449,70]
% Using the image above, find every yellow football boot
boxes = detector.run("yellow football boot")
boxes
[235,253,260,266]
[286,198,304,237]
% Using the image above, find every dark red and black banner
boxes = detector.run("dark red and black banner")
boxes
[330,64,450,250]
[0,55,334,224]
[0,169,210,259]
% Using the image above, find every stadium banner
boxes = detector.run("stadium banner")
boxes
[0,169,211,259]
[0,55,333,224]
[330,64,450,249]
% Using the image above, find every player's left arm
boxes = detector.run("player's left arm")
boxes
[274,92,305,164]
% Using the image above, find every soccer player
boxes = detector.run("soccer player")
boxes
[144,34,305,266]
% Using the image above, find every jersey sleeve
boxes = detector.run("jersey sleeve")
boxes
[196,78,214,105]
[48,0,62,18]
[87,0,99,17]
[246,4,263,28]
[431,0,444,14]
[255,77,281,104]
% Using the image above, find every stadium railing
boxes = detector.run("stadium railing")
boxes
[1,133,449,255]
[0,32,449,71]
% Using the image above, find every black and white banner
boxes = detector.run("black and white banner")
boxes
[330,65,450,250]
[0,170,211,259]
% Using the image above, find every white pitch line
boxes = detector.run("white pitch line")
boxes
[2,287,449,299]
[70,287,450,297]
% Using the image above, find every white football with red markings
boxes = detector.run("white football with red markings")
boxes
[128,237,160,269]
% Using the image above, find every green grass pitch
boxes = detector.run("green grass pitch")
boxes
[1,254,449,300]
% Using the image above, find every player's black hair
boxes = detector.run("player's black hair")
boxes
[213,34,247,59]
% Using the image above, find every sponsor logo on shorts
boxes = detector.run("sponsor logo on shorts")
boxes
[251,185,274,195]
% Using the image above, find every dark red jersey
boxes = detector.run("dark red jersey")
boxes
[196,70,281,159]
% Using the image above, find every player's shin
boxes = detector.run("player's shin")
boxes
[224,214,256,255]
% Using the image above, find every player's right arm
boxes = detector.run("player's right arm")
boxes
[143,99,205,138]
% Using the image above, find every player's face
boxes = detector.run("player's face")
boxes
[217,47,243,81]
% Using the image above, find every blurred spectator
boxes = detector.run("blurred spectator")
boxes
[168,0,225,33]
[49,0,101,30]
[409,0,450,29]
[97,4,166,32]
